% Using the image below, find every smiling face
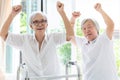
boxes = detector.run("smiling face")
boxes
[30,12,48,35]
[81,19,99,41]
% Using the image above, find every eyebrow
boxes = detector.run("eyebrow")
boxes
[33,19,46,21]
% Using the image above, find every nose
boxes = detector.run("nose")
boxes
[37,23,43,27]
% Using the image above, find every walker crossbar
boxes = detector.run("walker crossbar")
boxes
[25,74,80,80]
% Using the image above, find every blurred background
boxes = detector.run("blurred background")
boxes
[0,0,120,80]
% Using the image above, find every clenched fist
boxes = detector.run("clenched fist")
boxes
[94,3,102,12]
[11,5,22,17]
[56,1,64,14]
[72,11,81,19]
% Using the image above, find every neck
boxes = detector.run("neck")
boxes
[88,36,98,43]
[35,32,45,43]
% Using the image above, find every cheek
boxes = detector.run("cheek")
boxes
[82,30,86,33]
[82,31,86,36]
[45,24,48,28]
[91,30,98,35]
[30,25,33,29]
[45,25,47,28]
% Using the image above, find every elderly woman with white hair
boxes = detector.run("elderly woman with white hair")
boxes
[0,1,73,79]
[70,3,120,80]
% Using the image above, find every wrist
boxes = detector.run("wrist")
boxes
[98,9,103,13]
[10,12,16,18]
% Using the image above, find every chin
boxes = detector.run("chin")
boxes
[87,37,94,41]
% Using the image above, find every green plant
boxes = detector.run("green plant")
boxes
[20,12,27,33]
[57,43,71,64]
[114,39,120,76]
[75,19,83,36]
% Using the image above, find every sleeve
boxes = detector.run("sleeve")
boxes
[100,32,113,43]
[5,33,25,49]
[52,32,66,45]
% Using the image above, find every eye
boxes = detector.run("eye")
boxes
[40,19,47,23]
[44,20,47,22]
[33,20,39,24]
[82,27,86,30]
[40,19,44,23]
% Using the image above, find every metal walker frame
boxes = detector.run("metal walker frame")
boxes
[17,52,81,80]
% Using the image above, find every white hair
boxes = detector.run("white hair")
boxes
[29,11,47,25]
[81,18,100,34]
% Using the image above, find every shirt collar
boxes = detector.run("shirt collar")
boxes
[85,37,97,45]
[33,33,48,43]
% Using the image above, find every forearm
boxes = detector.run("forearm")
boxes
[60,11,74,41]
[99,9,114,39]
[0,13,15,40]
[99,9,114,28]
[70,17,76,28]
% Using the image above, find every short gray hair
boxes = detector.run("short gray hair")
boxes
[29,11,47,25]
[81,18,100,34]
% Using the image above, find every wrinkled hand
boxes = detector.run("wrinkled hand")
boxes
[72,11,81,19]
[94,3,102,12]
[70,11,80,27]
[56,1,64,14]
[11,5,22,16]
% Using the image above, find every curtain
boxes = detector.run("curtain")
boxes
[0,0,11,79]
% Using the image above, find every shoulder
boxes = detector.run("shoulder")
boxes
[75,36,86,43]
[99,32,112,41]
[96,32,113,45]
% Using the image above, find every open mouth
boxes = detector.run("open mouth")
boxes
[86,34,92,38]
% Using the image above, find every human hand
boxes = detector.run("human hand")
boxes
[56,1,64,14]
[72,11,81,19]
[70,11,81,27]
[94,3,102,12]
[11,5,22,17]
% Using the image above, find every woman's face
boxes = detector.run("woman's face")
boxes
[30,13,48,34]
[81,20,98,41]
